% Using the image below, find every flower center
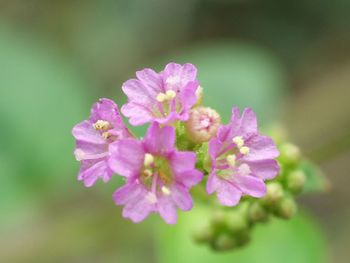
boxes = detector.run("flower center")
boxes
[141,153,173,190]
[93,119,113,139]
[216,136,251,180]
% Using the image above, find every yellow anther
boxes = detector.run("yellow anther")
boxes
[165,90,176,100]
[93,120,110,130]
[232,136,244,148]
[156,93,167,102]
[240,146,250,155]
[102,132,110,139]
[161,186,171,196]
[144,153,154,167]
[226,154,236,167]
[143,169,153,177]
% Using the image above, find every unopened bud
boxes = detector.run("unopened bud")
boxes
[193,223,214,244]
[212,234,237,251]
[248,202,269,223]
[275,197,297,219]
[211,210,227,227]
[262,182,284,206]
[280,143,301,165]
[287,170,306,193]
[226,212,248,233]
[184,107,221,143]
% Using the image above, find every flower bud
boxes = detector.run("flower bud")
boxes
[184,107,221,143]
[212,234,237,251]
[262,182,284,206]
[211,210,227,227]
[193,223,215,244]
[226,212,248,233]
[248,202,269,223]
[275,197,297,219]
[280,143,301,165]
[286,169,306,193]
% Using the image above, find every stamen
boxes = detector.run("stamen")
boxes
[93,120,110,130]
[102,132,110,139]
[143,169,153,177]
[144,153,154,167]
[240,146,250,155]
[161,186,171,196]
[165,90,176,100]
[156,93,167,102]
[226,154,236,167]
[232,136,244,148]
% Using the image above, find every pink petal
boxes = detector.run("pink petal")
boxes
[240,108,258,135]
[170,151,196,174]
[174,170,203,188]
[78,160,111,187]
[121,103,154,126]
[216,180,242,206]
[157,196,177,224]
[72,121,105,144]
[243,134,280,161]
[233,175,266,198]
[122,79,155,106]
[247,160,280,180]
[90,98,122,126]
[170,183,193,211]
[143,123,175,154]
[108,139,144,177]
[136,68,164,95]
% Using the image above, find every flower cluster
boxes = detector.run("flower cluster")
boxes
[72,62,280,225]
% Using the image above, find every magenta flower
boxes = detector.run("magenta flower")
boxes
[109,123,203,224]
[72,98,132,187]
[207,107,280,206]
[121,62,200,126]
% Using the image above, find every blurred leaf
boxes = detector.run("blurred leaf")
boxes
[300,160,330,193]
[0,25,92,220]
[157,206,328,263]
[158,42,288,122]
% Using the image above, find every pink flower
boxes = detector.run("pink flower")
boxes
[109,123,203,224]
[72,98,132,187]
[207,107,280,206]
[121,62,200,126]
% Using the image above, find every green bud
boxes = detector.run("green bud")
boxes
[193,223,214,244]
[212,234,237,251]
[286,169,306,193]
[275,197,297,219]
[211,210,227,227]
[248,202,269,223]
[226,212,248,233]
[280,143,301,165]
[262,182,284,206]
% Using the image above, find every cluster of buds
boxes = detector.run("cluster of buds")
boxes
[193,138,307,251]
[72,62,308,250]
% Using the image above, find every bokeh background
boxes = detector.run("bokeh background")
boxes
[1,0,349,262]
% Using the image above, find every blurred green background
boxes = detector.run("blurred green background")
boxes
[0,0,349,262]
